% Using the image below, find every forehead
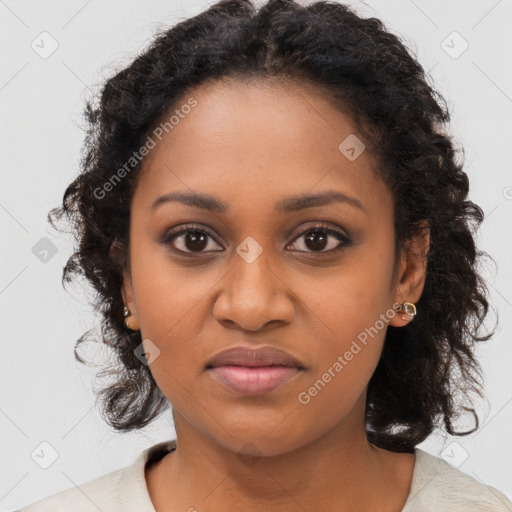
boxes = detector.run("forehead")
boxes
[133,78,391,219]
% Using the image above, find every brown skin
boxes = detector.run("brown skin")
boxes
[116,79,430,511]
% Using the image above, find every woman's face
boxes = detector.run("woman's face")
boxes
[120,79,427,456]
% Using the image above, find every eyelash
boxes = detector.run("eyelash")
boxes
[161,222,350,258]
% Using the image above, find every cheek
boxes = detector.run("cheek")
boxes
[129,237,213,342]
[127,241,216,400]
[292,237,395,354]
[291,230,395,397]
[297,297,387,414]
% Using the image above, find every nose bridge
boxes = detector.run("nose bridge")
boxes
[232,235,273,301]
[213,234,292,330]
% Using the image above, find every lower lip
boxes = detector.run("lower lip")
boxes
[208,365,301,396]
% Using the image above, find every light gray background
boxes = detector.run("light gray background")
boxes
[1,0,511,509]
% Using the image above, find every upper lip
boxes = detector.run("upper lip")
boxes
[206,346,304,369]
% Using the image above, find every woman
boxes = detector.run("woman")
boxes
[19,0,512,510]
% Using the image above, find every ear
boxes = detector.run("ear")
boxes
[389,220,430,327]
[110,240,139,329]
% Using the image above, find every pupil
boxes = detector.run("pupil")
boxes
[306,230,327,251]
[186,231,207,251]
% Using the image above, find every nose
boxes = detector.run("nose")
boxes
[212,246,295,332]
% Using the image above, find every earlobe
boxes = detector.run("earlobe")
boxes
[389,300,418,327]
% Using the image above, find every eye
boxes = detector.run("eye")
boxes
[161,224,223,255]
[161,222,350,257]
[287,223,350,255]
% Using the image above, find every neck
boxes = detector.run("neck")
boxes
[146,396,415,511]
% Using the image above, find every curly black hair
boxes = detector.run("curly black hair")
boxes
[48,0,497,452]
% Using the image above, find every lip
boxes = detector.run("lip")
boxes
[206,345,304,369]
[208,365,301,396]
[205,345,305,396]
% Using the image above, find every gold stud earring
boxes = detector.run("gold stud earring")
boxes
[123,306,139,331]
[399,301,416,321]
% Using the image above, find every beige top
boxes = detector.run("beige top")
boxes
[18,439,512,511]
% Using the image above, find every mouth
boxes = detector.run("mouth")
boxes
[205,345,305,396]
[207,365,302,396]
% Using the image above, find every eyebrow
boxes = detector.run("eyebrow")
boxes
[149,190,365,215]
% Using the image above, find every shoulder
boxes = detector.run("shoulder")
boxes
[17,467,125,512]
[403,447,512,512]
[17,439,176,512]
